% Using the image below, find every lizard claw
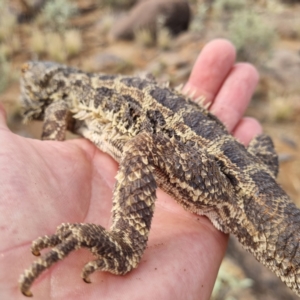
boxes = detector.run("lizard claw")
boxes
[19,274,33,297]
[22,289,33,297]
[31,249,41,256]
[83,276,92,284]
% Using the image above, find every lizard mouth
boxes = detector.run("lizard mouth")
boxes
[20,77,44,122]
[20,92,42,122]
[20,88,44,122]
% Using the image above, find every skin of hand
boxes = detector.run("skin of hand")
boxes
[0,39,261,300]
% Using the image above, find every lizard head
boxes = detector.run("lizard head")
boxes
[20,61,67,122]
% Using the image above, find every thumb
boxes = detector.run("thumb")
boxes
[0,103,8,130]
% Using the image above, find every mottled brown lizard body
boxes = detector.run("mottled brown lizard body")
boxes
[19,61,300,297]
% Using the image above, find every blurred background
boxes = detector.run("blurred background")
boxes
[0,0,300,298]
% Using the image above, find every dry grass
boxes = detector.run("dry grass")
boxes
[29,28,47,56]
[0,1,17,42]
[64,29,83,57]
[101,0,136,8]
[157,27,172,50]
[134,28,155,47]
[45,32,67,62]
[268,95,294,122]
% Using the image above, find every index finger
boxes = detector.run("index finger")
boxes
[184,39,236,103]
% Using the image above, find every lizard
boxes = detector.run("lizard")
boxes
[18,61,300,297]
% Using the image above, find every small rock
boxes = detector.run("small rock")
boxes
[280,135,298,149]
[109,0,191,41]
[278,153,295,163]
[269,11,300,40]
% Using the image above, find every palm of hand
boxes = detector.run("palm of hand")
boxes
[0,39,260,300]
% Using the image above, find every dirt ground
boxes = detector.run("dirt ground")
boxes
[1,0,300,299]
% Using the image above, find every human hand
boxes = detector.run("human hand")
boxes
[0,39,261,300]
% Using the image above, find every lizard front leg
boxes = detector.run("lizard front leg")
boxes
[41,100,72,141]
[19,132,157,297]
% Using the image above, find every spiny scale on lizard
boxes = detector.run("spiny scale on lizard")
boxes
[19,61,300,297]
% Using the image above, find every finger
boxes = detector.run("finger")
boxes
[210,63,259,131]
[232,117,263,146]
[0,102,8,129]
[184,39,236,103]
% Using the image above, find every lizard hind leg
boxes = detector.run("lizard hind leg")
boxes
[247,134,279,177]
[19,132,158,297]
